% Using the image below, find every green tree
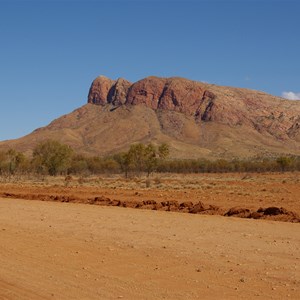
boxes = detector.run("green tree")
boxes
[158,143,170,159]
[86,156,104,174]
[276,156,292,172]
[0,151,8,174]
[32,140,73,175]
[144,144,158,176]
[7,149,27,174]
[127,143,146,175]
[0,149,28,175]
[114,152,132,178]
[69,154,89,174]
[117,143,170,177]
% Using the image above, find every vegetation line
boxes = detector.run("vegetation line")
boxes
[0,140,300,177]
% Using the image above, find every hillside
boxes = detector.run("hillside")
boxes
[1,76,300,159]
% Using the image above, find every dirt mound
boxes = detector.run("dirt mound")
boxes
[225,207,253,218]
[1,191,299,223]
[225,206,300,223]
[257,206,300,222]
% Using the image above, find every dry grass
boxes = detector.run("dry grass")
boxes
[0,172,299,216]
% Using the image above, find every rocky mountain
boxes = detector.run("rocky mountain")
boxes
[1,75,300,159]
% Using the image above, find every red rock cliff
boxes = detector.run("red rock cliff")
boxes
[87,75,215,117]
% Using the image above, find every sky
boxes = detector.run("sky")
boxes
[0,0,299,141]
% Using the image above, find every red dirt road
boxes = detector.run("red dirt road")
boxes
[0,197,299,299]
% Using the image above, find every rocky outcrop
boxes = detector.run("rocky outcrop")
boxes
[108,78,132,106]
[157,78,211,116]
[126,77,167,109]
[87,76,132,106]
[88,76,115,105]
[87,75,216,117]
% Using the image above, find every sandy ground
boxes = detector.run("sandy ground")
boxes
[0,197,299,299]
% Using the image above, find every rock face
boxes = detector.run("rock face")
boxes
[87,76,115,105]
[126,77,216,117]
[126,77,167,110]
[88,76,216,117]
[108,78,132,106]
[88,76,132,106]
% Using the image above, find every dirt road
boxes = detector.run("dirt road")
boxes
[0,198,299,299]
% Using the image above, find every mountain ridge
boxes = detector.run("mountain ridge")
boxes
[0,75,299,159]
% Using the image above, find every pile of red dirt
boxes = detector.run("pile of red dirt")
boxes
[1,192,299,223]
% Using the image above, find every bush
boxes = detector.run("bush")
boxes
[32,140,73,175]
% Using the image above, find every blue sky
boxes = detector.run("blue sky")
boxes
[0,0,299,141]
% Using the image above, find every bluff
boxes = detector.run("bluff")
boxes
[88,76,215,118]
[0,75,299,159]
